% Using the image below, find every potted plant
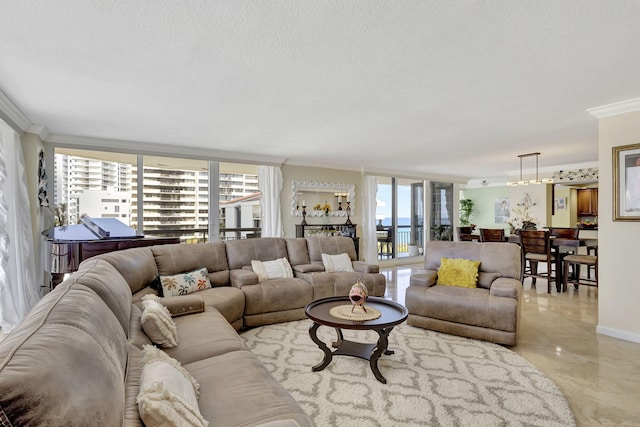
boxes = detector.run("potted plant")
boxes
[460,199,475,227]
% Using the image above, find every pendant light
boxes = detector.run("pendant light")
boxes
[507,152,554,186]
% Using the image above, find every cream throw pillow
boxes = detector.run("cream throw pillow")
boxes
[140,295,178,348]
[251,258,294,282]
[321,253,354,272]
[137,345,208,427]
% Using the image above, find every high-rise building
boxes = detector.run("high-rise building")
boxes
[54,153,260,241]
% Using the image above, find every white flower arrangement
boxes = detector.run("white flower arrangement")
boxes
[507,205,537,231]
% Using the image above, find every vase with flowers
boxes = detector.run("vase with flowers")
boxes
[507,205,537,233]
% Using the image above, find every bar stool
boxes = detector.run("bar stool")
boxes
[562,254,598,291]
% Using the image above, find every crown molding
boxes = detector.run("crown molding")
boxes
[45,133,286,166]
[27,124,50,141]
[0,88,32,132]
[587,97,640,118]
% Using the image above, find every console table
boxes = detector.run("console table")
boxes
[295,223,359,259]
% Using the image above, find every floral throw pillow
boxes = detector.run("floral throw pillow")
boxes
[436,257,481,288]
[159,267,212,297]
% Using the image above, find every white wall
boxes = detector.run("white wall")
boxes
[461,184,551,233]
[461,186,510,232]
[597,110,640,342]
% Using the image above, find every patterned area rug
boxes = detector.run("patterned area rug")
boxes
[241,320,576,427]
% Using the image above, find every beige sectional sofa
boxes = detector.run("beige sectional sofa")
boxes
[406,241,523,346]
[0,236,384,427]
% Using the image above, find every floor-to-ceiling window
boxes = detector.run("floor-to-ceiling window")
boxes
[53,148,260,243]
[430,181,454,241]
[376,177,425,259]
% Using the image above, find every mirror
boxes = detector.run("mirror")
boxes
[291,180,355,217]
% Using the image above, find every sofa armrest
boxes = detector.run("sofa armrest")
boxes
[293,264,325,274]
[160,294,204,317]
[489,277,522,299]
[409,270,437,287]
[230,269,259,288]
[352,261,380,274]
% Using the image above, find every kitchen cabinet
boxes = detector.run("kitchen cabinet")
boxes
[577,188,598,216]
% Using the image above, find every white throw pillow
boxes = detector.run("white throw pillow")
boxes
[251,258,294,282]
[321,253,354,272]
[140,295,178,348]
[137,345,208,427]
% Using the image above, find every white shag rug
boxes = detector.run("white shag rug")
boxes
[241,320,576,427]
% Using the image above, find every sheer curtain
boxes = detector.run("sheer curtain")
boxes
[0,121,39,332]
[258,165,283,237]
[362,175,378,263]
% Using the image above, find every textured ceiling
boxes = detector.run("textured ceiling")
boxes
[1,1,640,182]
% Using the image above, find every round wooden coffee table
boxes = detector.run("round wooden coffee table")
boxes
[304,296,408,384]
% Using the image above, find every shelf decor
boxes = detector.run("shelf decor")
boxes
[613,143,640,221]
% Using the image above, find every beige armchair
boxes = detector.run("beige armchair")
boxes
[406,241,523,345]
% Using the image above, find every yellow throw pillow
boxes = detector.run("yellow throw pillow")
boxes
[436,257,481,288]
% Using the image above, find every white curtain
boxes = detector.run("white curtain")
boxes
[258,166,283,238]
[0,121,39,332]
[362,175,378,263]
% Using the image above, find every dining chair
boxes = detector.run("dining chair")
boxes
[549,227,579,239]
[456,226,477,242]
[519,229,558,293]
[563,254,598,291]
[549,226,580,279]
[376,225,393,258]
[479,228,505,242]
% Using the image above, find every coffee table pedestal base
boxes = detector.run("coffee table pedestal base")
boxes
[309,323,395,384]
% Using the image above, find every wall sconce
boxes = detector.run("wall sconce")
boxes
[507,152,554,186]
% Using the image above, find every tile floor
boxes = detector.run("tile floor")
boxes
[381,263,640,427]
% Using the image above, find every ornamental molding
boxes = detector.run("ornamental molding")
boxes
[587,98,640,118]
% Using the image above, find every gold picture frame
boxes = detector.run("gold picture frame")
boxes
[613,143,640,221]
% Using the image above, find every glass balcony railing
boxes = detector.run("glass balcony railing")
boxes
[143,227,262,244]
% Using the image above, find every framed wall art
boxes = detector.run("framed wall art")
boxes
[613,143,640,221]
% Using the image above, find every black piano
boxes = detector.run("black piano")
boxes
[43,216,179,287]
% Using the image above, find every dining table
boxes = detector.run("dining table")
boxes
[509,233,598,291]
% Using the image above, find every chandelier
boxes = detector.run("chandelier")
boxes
[507,152,554,186]
[551,168,598,182]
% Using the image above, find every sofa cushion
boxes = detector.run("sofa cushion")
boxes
[71,257,133,334]
[436,257,481,288]
[306,236,357,262]
[94,246,159,295]
[129,303,153,348]
[152,242,230,287]
[251,258,294,282]
[225,238,289,270]
[138,345,208,427]
[162,308,247,365]
[424,241,521,280]
[195,287,245,329]
[185,350,315,427]
[141,295,178,348]
[157,267,212,297]
[124,344,145,427]
[242,278,313,316]
[321,252,354,272]
[0,283,128,427]
[285,237,311,266]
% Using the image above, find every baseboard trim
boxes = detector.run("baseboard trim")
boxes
[596,325,640,344]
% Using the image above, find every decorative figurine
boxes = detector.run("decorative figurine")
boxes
[349,280,368,313]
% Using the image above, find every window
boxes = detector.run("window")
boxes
[53,149,262,243]
[375,177,425,259]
